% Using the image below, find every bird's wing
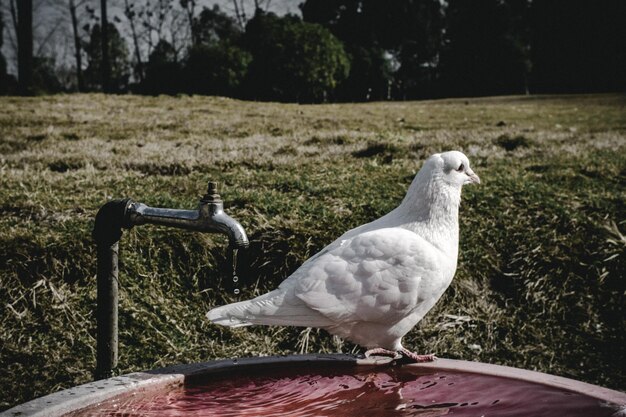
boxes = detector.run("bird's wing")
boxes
[286,227,445,325]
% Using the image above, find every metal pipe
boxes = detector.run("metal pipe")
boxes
[93,198,131,380]
[92,182,248,380]
[95,241,118,379]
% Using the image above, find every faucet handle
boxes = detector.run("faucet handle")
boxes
[201,181,222,204]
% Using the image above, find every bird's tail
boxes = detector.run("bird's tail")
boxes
[207,289,335,328]
[206,299,256,328]
[207,289,294,327]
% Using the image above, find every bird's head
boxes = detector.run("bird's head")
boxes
[428,151,480,187]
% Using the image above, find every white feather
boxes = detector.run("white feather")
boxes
[207,151,479,352]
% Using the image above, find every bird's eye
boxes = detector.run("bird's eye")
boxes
[456,163,464,172]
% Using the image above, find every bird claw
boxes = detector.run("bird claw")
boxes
[364,348,437,363]
[364,348,402,360]
[398,348,437,363]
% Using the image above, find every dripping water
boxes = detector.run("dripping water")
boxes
[231,248,240,296]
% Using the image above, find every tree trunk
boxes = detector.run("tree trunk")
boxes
[69,0,84,92]
[9,0,18,36]
[100,0,111,93]
[182,0,196,45]
[17,0,33,95]
[124,0,144,83]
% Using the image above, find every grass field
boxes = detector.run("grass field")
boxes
[0,93,624,410]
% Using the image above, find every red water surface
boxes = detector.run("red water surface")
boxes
[72,366,621,417]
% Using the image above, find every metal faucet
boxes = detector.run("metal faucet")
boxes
[125,182,248,248]
[92,181,249,380]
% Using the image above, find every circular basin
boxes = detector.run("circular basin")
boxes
[2,354,625,417]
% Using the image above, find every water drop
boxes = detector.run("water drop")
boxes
[231,248,241,295]
[232,248,239,275]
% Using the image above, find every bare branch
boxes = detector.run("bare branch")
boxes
[123,0,144,81]
[168,7,189,58]
[35,17,63,56]
[69,0,84,90]
[180,0,196,44]
[232,0,246,29]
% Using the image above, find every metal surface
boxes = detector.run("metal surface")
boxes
[93,198,132,380]
[95,242,119,380]
[126,182,248,248]
[3,355,625,417]
[92,182,249,380]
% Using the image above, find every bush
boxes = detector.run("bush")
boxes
[141,41,182,95]
[243,12,350,102]
[184,42,252,96]
[83,23,130,93]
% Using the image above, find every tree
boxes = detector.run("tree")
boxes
[0,10,17,94]
[68,0,87,91]
[180,0,197,44]
[0,11,6,89]
[17,0,33,95]
[371,0,444,99]
[121,0,188,86]
[32,56,63,93]
[176,5,250,97]
[123,0,145,83]
[141,39,182,94]
[100,0,111,92]
[4,1,66,94]
[530,0,626,93]
[84,23,130,92]
[438,0,529,97]
[0,11,5,74]
[336,45,394,101]
[184,41,251,96]
[301,0,444,101]
[302,0,389,101]
[137,0,175,57]
[193,5,242,46]
[231,0,249,29]
[243,12,350,102]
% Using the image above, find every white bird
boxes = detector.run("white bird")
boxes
[207,151,480,362]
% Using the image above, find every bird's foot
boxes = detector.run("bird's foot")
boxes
[364,348,402,360]
[364,348,437,363]
[398,348,437,363]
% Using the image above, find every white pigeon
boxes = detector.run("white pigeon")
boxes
[208,151,480,362]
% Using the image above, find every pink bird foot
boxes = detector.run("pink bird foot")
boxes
[364,348,402,359]
[364,348,437,363]
[399,348,437,363]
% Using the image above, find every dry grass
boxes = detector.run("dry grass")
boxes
[0,93,625,410]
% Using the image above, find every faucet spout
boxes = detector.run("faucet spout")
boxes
[201,211,249,249]
[125,182,249,248]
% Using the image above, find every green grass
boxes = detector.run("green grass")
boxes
[0,93,625,410]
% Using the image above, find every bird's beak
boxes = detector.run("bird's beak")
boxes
[466,170,480,184]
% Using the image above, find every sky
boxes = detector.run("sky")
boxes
[0,0,297,77]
